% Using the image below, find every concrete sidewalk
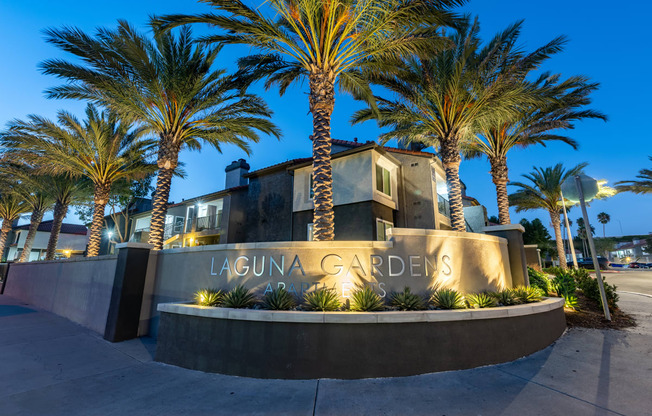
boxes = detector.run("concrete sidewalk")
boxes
[1,293,651,416]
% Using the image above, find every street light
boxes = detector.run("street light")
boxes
[562,174,611,321]
[560,191,578,268]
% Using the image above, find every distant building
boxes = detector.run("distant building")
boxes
[3,220,88,261]
[610,238,651,263]
[98,197,153,255]
[127,139,488,248]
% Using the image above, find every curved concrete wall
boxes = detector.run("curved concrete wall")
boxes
[145,228,513,336]
[155,298,566,379]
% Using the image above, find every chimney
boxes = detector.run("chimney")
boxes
[225,159,250,188]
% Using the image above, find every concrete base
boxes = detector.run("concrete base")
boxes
[155,299,566,379]
[484,224,529,287]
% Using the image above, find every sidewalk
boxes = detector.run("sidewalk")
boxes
[1,293,651,416]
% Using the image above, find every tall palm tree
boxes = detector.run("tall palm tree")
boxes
[467,73,606,225]
[40,22,280,250]
[509,163,587,270]
[616,156,652,194]
[0,189,28,261]
[2,105,154,257]
[353,18,540,231]
[597,212,610,238]
[153,0,464,240]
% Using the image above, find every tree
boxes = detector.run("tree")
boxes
[153,0,464,239]
[520,218,552,245]
[2,105,154,257]
[40,21,280,250]
[0,189,28,261]
[593,237,616,259]
[597,212,610,238]
[44,176,90,260]
[12,173,55,262]
[352,18,539,231]
[467,72,605,225]
[576,217,595,258]
[616,156,652,194]
[509,163,586,269]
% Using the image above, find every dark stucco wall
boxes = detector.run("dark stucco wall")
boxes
[243,170,294,242]
[156,305,566,379]
[293,201,394,241]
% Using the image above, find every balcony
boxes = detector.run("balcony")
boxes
[438,194,450,218]
[196,213,222,232]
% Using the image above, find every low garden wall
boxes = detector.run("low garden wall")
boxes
[144,228,513,336]
[3,256,118,333]
[155,297,565,379]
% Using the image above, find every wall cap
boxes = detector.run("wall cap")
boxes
[7,255,118,265]
[157,297,563,324]
[116,242,154,250]
[389,228,508,244]
[161,240,394,254]
[482,224,525,233]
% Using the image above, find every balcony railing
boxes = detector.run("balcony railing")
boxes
[437,194,450,218]
[196,214,222,232]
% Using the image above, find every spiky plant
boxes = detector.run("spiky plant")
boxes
[39,21,280,250]
[389,287,425,311]
[262,288,297,310]
[303,287,341,311]
[511,286,544,304]
[222,285,257,309]
[527,267,552,296]
[490,289,519,306]
[466,293,497,309]
[349,286,385,312]
[153,0,462,240]
[551,271,578,309]
[194,288,225,307]
[430,289,466,310]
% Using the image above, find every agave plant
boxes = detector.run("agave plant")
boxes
[194,288,225,307]
[527,267,552,296]
[490,289,519,306]
[349,286,385,312]
[222,285,257,309]
[262,288,297,310]
[430,289,466,310]
[389,287,425,311]
[511,286,544,304]
[303,287,341,312]
[466,293,497,309]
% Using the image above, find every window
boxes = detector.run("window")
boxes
[134,216,151,232]
[173,216,184,233]
[185,206,195,233]
[376,219,393,241]
[309,174,314,199]
[307,223,315,241]
[375,164,391,196]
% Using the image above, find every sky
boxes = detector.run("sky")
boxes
[1,0,650,237]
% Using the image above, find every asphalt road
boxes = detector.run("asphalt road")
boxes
[604,269,652,296]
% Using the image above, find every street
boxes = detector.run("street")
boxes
[605,269,652,296]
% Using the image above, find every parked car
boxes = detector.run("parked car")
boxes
[576,257,611,270]
[629,262,645,269]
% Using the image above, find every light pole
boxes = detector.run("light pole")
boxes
[562,174,611,321]
[560,190,578,268]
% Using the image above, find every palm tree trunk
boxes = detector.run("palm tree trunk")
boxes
[550,211,567,269]
[18,209,45,262]
[87,184,111,257]
[309,70,336,241]
[45,200,69,261]
[148,135,180,250]
[440,134,466,232]
[490,156,511,225]
[0,218,13,261]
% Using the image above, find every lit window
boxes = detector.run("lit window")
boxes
[376,164,391,196]
[134,216,151,232]
[309,174,314,199]
[376,219,393,241]
[307,223,315,241]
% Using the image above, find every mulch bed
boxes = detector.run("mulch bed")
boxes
[564,292,636,330]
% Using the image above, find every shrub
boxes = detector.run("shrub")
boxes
[430,289,466,310]
[222,285,256,309]
[303,287,341,311]
[490,289,519,306]
[389,287,425,311]
[349,286,385,311]
[466,293,497,309]
[262,288,296,310]
[552,272,578,308]
[512,286,544,303]
[528,267,552,296]
[574,273,619,310]
[194,288,224,307]
[542,266,564,276]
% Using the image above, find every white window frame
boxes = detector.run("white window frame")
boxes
[376,218,393,241]
[307,223,315,241]
[375,164,392,197]
[134,216,151,232]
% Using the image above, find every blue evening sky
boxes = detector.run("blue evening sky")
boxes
[1,0,650,237]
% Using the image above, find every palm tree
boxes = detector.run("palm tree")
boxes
[44,176,90,260]
[40,22,279,250]
[509,163,587,270]
[616,156,652,194]
[0,189,28,261]
[597,212,610,238]
[152,0,464,240]
[467,72,606,225]
[353,18,540,231]
[2,105,154,257]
